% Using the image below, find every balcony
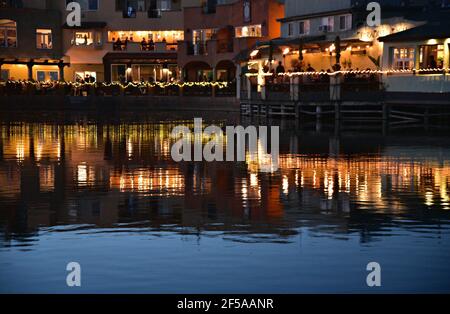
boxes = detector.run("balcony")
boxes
[111,41,178,53]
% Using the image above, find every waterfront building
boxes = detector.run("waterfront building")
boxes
[238,0,450,97]
[54,0,202,82]
[268,0,443,73]
[0,0,203,82]
[177,0,284,82]
[0,0,67,81]
[379,13,450,93]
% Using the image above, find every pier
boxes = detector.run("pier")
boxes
[240,72,450,124]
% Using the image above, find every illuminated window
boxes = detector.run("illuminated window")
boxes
[75,71,97,82]
[72,31,101,46]
[192,29,217,43]
[235,25,262,38]
[392,48,415,70]
[0,19,17,48]
[108,30,183,44]
[36,29,52,49]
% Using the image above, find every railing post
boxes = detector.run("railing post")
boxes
[236,65,241,100]
[246,76,251,100]
[291,76,299,101]
[330,73,341,101]
[179,84,184,97]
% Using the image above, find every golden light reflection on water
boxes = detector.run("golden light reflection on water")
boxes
[0,123,449,216]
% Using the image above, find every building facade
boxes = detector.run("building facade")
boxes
[178,0,284,82]
[55,0,202,82]
[275,0,441,73]
[0,0,66,81]
[0,0,203,82]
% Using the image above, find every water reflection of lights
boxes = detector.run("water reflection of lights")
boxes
[127,138,133,158]
[77,164,88,186]
[279,155,450,210]
[282,175,289,195]
[246,140,279,173]
[16,140,25,162]
[2,123,450,211]
[110,168,184,196]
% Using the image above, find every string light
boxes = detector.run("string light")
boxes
[0,81,230,89]
[244,68,450,77]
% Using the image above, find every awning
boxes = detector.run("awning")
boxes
[233,35,338,62]
[233,44,282,63]
[379,20,450,42]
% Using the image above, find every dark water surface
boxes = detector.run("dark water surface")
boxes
[0,113,449,293]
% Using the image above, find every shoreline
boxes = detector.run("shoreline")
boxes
[0,95,240,112]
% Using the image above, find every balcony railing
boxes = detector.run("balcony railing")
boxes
[112,41,177,52]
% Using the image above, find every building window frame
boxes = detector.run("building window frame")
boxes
[391,47,415,70]
[338,14,352,31]
[0,19,17,48]
[299,20,310,36]
[235,24,262,38]
[72,30,102,46]
[320,16,334,32]
[111,64,128,83]
[287,22,294,37]
[36,70,59,82]
[75,71,97,82]
[1,69,9,81]
[36,29,53,50]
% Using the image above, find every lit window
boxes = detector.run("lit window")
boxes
[75,71,97,82]
[193,29,217,43]
[392,48,415,70]
[73,31,101,46]
[0,19,17,48]
[36,29,52,49]
[108,30,183,44]
[235,25,262,38]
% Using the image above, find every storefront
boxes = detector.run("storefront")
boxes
[103,52,179,83]
[380,21,450,71]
